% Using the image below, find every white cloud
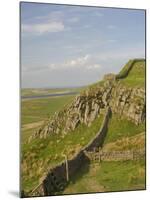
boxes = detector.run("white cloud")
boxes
[22,21,65,35]
[22,11,79,35]
[34,11,64,21]
[48,54,101,71]
[87,64,101,69]
[65,54,90,67]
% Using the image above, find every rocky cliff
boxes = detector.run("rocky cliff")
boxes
[29,59,145,141]
[110,83,145,125]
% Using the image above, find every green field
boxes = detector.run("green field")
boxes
[21,95,75,125]
[21,87,83,97]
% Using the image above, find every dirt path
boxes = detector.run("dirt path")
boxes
[86,164,105,192]
[63,164,105,194]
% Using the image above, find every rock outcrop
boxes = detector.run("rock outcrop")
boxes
[110,84,145,125]
[29,59,145,141]
[29,82,114,141]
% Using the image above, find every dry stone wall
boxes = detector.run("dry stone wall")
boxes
[116,58,144,80]
[28,107,111,197]
[84,107,111,151]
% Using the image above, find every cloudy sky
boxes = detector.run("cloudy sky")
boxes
[21,2,145,88]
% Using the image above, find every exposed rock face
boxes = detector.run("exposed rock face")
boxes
[103,73,116,81]
[29,77,145,141]
[110,84,145,125]
[29,83,113,140]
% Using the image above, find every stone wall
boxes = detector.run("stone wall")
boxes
[84,107,111,151]
[116,59,145,80]
[84,149,145,162]
[29,151,88,197]
[28,107,111,197]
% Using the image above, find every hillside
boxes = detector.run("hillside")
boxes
[21,59,146,197]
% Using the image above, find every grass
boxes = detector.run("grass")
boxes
[61,112,145,195]
[103,132,145,151]
[96,159,145,192]
[22,128,38,144]
[104,114,145,144]
[21,113,104,192]
[62,159,145,194]
[21,95,76,144]
[119,60,145,87]
[21,95,75,125]
[117,60,134,78]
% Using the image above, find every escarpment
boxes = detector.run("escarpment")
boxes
[29,59,145,141]
[29,81,114,141]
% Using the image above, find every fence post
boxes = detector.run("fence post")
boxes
[98,147,102,164]
[62,154,69,182]
[65,155,69,182]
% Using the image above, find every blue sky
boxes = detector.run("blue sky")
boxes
[21,2,145,88]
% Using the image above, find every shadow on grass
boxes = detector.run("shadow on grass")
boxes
[69,156,91,185]
[57,155,91,195]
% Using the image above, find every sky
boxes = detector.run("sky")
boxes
[21,2,145,88]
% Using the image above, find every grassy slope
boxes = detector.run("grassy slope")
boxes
[104,114,145,144]
[62,159,145,194]
[21,85,105,192]
[103,132,145,151]
[21,59,146,193]
[119,60,145,87]
[21,114,104,192]
[62,59,146,194]
[117,60,134,77]
[62,113,145,194]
